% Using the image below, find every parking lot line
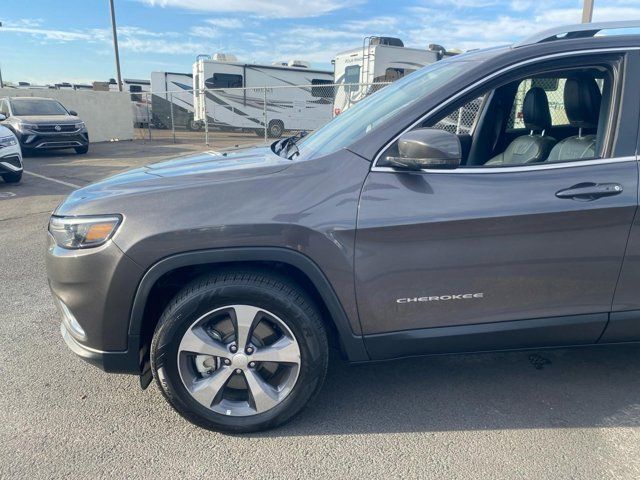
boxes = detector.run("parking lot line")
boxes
[24,170,82,189]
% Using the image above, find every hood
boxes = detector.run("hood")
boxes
[55,146,292,215]
[13,115,80,124]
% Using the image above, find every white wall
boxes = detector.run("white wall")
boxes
[0,89,134,142]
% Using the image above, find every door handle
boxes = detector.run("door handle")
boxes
[555,182,623,201]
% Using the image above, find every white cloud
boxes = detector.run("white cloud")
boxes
[138,0,363,18]
[205,18,245,29]
[2,26,91,42]
[510,0,532,12]
[189,26,218,38]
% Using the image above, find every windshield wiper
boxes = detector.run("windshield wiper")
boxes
[283,131,308,159]
[272,131,308,158]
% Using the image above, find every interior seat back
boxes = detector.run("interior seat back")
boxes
[546,75,601,162]
[486,87,556,166]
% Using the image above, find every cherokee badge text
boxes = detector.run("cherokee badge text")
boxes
[396,293,485,304]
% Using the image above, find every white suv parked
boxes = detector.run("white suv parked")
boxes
[0,123,23,183]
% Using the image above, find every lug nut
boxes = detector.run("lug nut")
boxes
[224,359,231,366]
[235,368,242,374]
[246,347,254,355]
[249,361,256,368]
[229,344,237,353]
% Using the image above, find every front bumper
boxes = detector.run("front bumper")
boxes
[17,130,89,150]
[0,152,23,174]
[60,322,141,373]
[46,232,144,374]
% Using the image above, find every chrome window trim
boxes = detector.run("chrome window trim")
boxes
[372,156,637,175]
[372,47,639,173]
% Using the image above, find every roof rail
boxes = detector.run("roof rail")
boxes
[513,20,640,48]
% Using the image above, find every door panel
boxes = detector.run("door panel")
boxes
[355,160,638,336]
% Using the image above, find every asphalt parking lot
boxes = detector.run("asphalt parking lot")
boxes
[1,140,640,479]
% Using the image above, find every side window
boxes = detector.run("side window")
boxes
[0,100,7,116]
[311,79,334,99]
[431,96,485,135]
[129,85,143,102]
[205,73,243,89]
[507,77,569,130]
[344,65,361,92]
[382,64,615,169]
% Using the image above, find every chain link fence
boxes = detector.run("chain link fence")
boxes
[131,81,485,149]
[132,82,395,147]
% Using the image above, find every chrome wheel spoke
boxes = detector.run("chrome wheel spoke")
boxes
[231,305,261,352]
[179,326,229,359]
[189,366,234,408]
[177,304,302,417]
[252,336,300,365]
[244,369,281,413]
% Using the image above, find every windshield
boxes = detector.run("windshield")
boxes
[297,59,471,159]
[11,99,68,116]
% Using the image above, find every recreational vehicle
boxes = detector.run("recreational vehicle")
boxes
[109,78,152,127]
[150,71,201,131]
[193,54,333,137]
[333,37,450,114]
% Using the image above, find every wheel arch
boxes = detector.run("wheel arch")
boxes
[129,247,369,365]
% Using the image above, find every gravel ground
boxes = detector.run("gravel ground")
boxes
[1,141,639,479]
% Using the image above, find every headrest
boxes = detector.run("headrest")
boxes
[564,76,602,129]
[522,87,551,132]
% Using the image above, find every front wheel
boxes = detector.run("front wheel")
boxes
[267,120,284,138]
[187,118,202,131]
[151,270,328,433]
[74,145,89,155]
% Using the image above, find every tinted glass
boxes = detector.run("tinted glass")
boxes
[297,60,470,159]
[311,79,334,98]
[205,74,243,89]
[10,99,68,116]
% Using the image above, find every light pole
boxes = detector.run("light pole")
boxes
[0,22,4,88]
[109,0,123,92]
[582,0,594,23]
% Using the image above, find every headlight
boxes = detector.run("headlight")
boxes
[75,122,86,130]
[49,215,122,249]
[16,122,38,132]
[0,135,17,148]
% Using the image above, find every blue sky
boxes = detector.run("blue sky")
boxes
[1,0,639,85]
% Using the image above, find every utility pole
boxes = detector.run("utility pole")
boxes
[109,0,123,91]
[582,0,594,23]
[0,22,4,88]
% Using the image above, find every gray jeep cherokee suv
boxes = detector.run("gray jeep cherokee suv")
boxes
[47,22,640,432]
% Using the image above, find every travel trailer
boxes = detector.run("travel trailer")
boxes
[150,71,201,131]
[193,54,333,137]
[109,78,152,127]
[333,37,450,114]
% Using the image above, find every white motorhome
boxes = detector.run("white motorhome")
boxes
[193,54,333,137]
[109,78,152,127]
[333,37,449,114]
[150,71,201,130]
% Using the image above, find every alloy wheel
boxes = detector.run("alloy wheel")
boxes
[177,305,301,417]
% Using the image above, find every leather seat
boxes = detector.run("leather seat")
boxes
[486,87,556,166]
[545,76,601,162]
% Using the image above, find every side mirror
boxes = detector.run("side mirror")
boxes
[0,114,6,121]
[385,128,461,171]
[69,110,78,116]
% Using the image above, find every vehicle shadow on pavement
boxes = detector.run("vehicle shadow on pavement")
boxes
[258,345,640,436]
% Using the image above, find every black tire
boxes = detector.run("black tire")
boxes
[187,118,202,132]
[267,120,284,138]
[2,171,22,183]
[254,128,265,137]
[75,145,89,155]
[151,269,329,433]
